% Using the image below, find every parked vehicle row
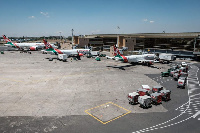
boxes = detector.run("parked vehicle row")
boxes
[161,62,189,89]
[127,85,171,109]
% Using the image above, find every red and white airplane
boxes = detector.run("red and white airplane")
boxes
[113,45,156,65]
[43,39,90,57]
[2,35,46,51]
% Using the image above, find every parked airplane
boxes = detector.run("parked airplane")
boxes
[113,45,156,65]
[2,35,57,51]
[43,39,90,58]
[3,35,45,50]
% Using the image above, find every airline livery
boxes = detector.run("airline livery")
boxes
[2,35,45,51]
[113,45,156,65]
[43,39,90,57]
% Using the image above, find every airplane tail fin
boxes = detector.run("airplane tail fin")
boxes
[43,39,54,50]
[113,44,120,56]
[113,44,128,63]
[2,35,19,48]
[2,35,11,43]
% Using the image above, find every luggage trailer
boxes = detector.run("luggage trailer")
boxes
[160,90,171,101]
[137,88,150,96]
[151,92,162,105]
[152,85,163,93]
[127,92,140,105]
[138,95,152,108]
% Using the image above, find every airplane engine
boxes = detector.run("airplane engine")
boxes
[79,53,84,56]
[29,46,38,51]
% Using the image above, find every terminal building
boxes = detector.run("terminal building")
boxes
[73,32,200,59]
[74,33,200,51]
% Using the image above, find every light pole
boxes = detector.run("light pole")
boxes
[71,29,74,45]
[117,26,120,47]
[59,31,62,43]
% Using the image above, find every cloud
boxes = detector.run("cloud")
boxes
[143,19,148,22]
[150,21,155,23]
[40,12,50,17]
[28,16,35,19]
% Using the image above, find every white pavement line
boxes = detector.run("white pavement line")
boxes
[175,101,189,110]
[132,116,193,133]
[192,111,200,118]
[190,93,200,98]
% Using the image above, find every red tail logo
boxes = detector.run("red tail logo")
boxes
[2,35,10,43]
[43,39,53,49]
[113,45,128,63]
[113,45,121,56]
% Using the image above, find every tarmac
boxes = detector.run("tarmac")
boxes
[0,48,200,133]
[0,50,170,116]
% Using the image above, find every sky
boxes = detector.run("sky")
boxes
[0,0,200,37]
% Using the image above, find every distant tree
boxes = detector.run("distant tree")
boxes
[68,36,72,41]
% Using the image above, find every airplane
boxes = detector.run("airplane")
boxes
[2,35,57,51]
[43,39,90,58]
[113,45,156,65]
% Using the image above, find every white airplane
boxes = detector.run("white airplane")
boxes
[2,35,57,51]
[43,39,90,58]
[113,45,156,65]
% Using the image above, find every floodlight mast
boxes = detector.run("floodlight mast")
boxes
[72,29,74,45]
[117,26,120,47]
[59,31,62,43]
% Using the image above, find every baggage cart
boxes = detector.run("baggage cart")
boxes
[160,90,171,101]
[138,95,152,108]
[152,85,163,93]
[142,85,151,92]
[151,92,162,105]
[137,88,149,96]
[127,92,139,105]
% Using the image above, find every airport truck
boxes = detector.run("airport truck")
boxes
[58,54,67,62]
[173,72,180,80]
[127,92,139,105]
[160,89,171,101]
[161,71,170,77]
[159,53,175,64]
[142,85,151,92]
[138,95,152,108]
[151,92,162,105]
[91,51,100,56]
[177,74,187,89]
[137,88,150,96]
[152,85,163,93]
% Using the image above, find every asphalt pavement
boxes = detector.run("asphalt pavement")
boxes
[0,46,199,133]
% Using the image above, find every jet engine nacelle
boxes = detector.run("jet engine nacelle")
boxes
[29,46,38,51]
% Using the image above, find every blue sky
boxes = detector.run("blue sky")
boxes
[0,0,200,37]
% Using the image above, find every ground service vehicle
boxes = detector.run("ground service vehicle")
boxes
[142,85,151,92]
[95,56,101,61]
[152,86,163,93]
[138,95,152,108]
[173,73,180,81]
[177,74,187,89]
[158,53,175,64]
[58,54,67,62]
[137,88,150,96]
[160,90,171,101]
[151,92,162,105]
[161,71,170,77]
[127,92,139,105]
[170,69,177,77]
